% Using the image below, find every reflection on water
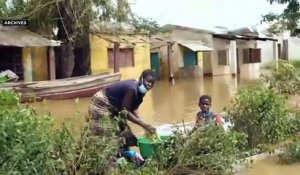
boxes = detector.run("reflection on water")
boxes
[240,157,300,175]
[31,75,252,135]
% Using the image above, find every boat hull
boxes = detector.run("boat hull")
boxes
[0,73,121,103]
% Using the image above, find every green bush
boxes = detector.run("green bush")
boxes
[0,89,20,106]
[152,126,246,175]
[0,90,120,175]
[279,137,300,164]
[0,90,56,174]
[263,60,300,95]
[290,60,300,69]
[226,85,292,148]
[278,110,300,165]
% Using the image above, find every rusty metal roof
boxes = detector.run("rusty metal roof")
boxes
[0,25,61,47]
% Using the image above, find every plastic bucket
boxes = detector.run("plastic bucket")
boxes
[137,135,170,159]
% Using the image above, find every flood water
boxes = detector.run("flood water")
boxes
[240,157,300,175]
[30,75,300,175]
[31,75,250,135]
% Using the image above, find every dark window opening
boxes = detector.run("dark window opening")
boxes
[278,43,282,60]
[243,48,261,64]
[0,46,23,80]
[218,50,229,65]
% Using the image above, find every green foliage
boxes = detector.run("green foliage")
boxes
[263,60,300,95]
[263,0,300,36]
[277,109,300,165]
[131,16,161,35]
[290,60,300,68]
[262,13,289,36]
[0,89,20,106]
[152,126,246,175]
[226,85,292,148]
[74,122,119,174]
[2,59,300,174]
[109,159,165,175]
[279,137,300,164]
[0,90,56,174]
[0,90,120,175]
[175,126,245,175]
[0,0,160,40]
[156,129,186,169]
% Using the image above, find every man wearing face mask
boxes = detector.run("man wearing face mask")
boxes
[88,69,156,141]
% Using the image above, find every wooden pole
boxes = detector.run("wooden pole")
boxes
[48,46,56,80]
[167,43,175,85]
[113,43,120,73]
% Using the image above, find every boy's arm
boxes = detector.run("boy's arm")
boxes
[213,113,223,125]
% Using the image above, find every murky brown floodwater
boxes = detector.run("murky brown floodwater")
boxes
[30,75,300,175]
[31,75,251,134]
[240,157,300,175]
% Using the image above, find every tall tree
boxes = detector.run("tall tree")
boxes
[262,0,300,36]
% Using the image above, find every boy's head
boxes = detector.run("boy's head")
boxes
[198,95,212,112]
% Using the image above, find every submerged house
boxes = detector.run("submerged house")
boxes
[89,22,153,80]
[153,24,278,80]
[280,36,300,61]
[262,31,300,62]
[214,26,278,79]
[0,25,60,82]
[153,24,215,79]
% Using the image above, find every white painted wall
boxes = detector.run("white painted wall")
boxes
[287,38,300,60]
[271,35,300,61]
[212,38,231,76]
[256,40,276,67]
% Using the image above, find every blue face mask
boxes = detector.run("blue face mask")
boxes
[138,78,148,94]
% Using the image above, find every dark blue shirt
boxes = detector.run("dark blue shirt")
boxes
[105,79,144,111]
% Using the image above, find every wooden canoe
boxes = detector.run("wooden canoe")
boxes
[0,72,121,102]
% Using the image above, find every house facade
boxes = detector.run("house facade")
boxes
[214,29,277,79]
[0,25,60,82]
[153,25,278,80]
[278,36,300,61]
[258,29,300,63]
[89,22,151,80]
[154,25,220,79]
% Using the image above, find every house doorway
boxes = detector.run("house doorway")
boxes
[0,46,24,80]
[203,52,213,76]
[150,52,161,80]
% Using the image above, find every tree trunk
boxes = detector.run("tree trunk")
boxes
[72,34,90,76]
[60,41,75,78]
[56,1,75,78]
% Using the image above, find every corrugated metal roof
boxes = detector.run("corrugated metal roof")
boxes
[0,25,61,47]
[178,41,214,51]
[161,24,214,34]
